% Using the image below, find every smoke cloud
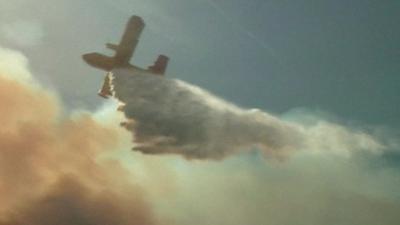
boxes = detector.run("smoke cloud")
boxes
[110,69,386,160]
[0,47,163,225]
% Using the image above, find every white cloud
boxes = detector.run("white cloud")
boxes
[0,46,33,83]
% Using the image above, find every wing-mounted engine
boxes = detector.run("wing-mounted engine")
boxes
[106,43,119,51]
[148,55,169,75]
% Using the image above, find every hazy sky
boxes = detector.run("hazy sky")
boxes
[1,1,400,225]
[1,0,399,128]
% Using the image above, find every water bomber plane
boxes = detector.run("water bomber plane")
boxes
[82,15,169,98]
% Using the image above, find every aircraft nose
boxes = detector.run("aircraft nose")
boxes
[82,53,91,63]
[82,53,98,65]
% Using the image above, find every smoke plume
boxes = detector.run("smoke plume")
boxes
[0,47,162,225]
[110,69,386,160]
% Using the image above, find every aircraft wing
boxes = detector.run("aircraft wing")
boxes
[112,16,145,65]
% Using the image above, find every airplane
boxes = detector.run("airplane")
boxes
[82,15,169,98]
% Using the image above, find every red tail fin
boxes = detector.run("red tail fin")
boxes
[148,55,169,75]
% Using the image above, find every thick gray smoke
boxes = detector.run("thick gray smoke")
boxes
[110,69,385,160]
